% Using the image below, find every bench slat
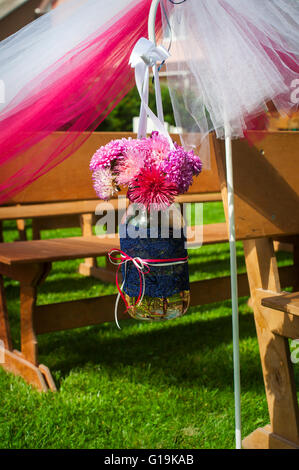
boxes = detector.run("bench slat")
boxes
[0,223,228,265]
[262,292,299,316]
[0,193,222,220]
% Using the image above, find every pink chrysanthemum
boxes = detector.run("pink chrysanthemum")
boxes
[116,145,145,186]
[148,131,171,167]
[92,167,117,200]
[161,145,203,193]
[127,167,178,210]
[89,138,128,171]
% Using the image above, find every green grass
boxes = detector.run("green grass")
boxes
[0,202,296,449]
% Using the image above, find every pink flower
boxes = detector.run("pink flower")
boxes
[127,167,178,210]
[92,167,117,200]
[116,145,145,186]
[89,138,128,171]
[161,145,202,193]
[148,131,171,167]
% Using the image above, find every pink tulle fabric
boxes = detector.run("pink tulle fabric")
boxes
[0,0,161,204]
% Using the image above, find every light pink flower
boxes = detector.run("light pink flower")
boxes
[148,131,171,167]
[92,167,117,200]
[116,146,145,186]
[89,138,128,171]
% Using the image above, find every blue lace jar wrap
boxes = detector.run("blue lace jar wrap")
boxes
[119,224,190,298]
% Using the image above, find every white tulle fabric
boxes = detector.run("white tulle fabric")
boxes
[161,0,299,157]
[0,0,135,114]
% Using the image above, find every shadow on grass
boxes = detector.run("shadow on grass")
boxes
[36,303,261,393]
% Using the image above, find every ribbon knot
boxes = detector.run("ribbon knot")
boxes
[129,37,170,68]
[108,248,188,329]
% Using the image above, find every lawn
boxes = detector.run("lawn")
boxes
[0,202,296,449]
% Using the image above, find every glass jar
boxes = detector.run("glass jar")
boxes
[119,203,190,321]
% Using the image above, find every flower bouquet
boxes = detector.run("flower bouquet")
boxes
[90,131,202,207]
[90,131,202,324]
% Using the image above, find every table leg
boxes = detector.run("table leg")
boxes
[243,238,299,448]
[0,274,12,350]
[0,262,56,391]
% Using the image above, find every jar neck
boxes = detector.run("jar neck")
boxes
[124,202,184,230]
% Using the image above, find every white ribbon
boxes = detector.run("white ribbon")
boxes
[129,38,174,147]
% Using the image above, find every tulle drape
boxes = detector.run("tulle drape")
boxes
[161,0,299,156]
[0,0,161,203]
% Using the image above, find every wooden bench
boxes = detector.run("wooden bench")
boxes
[0,223,232,391]
[0,132,223,282]
[214,130,299,449]
[1,130,298,393]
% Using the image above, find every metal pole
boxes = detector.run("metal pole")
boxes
[225,132,242,449]
[148,0,160,44]
[147,0,242,449]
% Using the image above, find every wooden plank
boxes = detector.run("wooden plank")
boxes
[35,295,130,334]
[0,275,12,350]
[243,425,299,449]
[1,222,298,266]
[16,218,27,241]
[0,199,102,220]
[3,133,220,205]
[214,131,299,239]
[262,292,299,316]
[0,193,222,221]
[78,263,117,283]
[176,192,222,203]
[32,214,81,232]
[188,223,228,246]
[19,263,51,365]
[0,237,117,265]
[190,265,295,307]
[258,300,299,340]
[34,265,296,335]
[80,213,97,269]
[0,224,229,265]
[293,236,299,292]
[1,348,48,392]
[38,364,57,392]
[20,285,38,365]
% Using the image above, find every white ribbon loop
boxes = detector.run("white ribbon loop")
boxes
[129,37,174,147]
[129,37,170,69]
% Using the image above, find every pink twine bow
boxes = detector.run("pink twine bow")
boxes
[107,248,188,329]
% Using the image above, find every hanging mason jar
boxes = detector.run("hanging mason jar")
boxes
[90,38,203,328]
[118,203,190,321]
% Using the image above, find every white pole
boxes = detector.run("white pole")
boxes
[148,0,242,449]
[148,0,164,123]
[148,0,160,44]
[225,132,242,449]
